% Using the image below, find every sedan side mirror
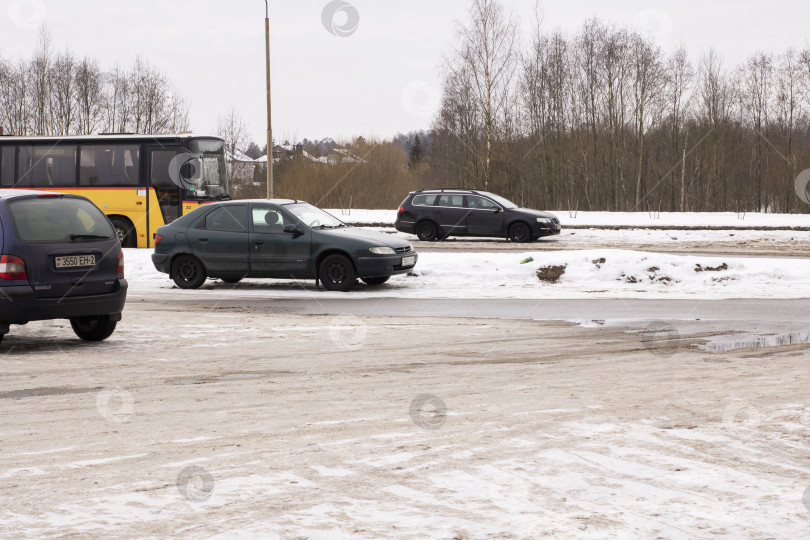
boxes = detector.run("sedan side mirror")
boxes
[493,207,501,213]
[283,224,304,238]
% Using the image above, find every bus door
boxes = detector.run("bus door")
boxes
[146,146,185,225]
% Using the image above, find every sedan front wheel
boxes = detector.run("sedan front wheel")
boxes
[319,254,357,291]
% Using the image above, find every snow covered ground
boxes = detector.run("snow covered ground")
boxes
[326,209,810,228]
[4,309,810,538]
[126,247,810,300]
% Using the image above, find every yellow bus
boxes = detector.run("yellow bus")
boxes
[0,133,229,248]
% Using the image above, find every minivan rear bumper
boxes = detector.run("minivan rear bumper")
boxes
[0,279,128,324]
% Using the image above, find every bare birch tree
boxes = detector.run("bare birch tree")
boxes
[216,107,248,186]
[450,0,517,190]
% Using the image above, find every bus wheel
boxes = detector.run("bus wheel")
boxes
[110,217,136,248]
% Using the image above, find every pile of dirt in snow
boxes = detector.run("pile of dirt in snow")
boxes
[536,265,567,283]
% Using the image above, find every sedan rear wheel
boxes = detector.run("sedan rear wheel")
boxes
[171,254,207,289]
[70,315,117,341]
[319,254,357,291]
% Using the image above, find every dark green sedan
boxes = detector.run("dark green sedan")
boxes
[151,200,418,291]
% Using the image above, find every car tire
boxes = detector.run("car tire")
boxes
[70,315,117,341]
[361,276,390,285]
[319,254,357,291]
[109,217,136,248]
[508,222,532,243]
[221,277,242,284]
[416,221,439,241]
[171,254,207,289]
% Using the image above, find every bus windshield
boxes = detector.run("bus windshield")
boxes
[183,153,228,200]
[185,140,228,200]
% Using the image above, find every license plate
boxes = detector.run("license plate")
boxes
[401,256,416,267]
[55,254,96,268]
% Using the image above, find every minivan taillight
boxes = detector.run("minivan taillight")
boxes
[0,255,27,280]
[116,250,125,277]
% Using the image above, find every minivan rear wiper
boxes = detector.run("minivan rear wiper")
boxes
[69,234,111,241]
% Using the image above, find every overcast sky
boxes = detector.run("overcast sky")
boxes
[2,0,808,145]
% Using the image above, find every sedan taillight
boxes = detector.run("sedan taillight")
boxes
[398,206,404,214]
[117,250,125,277]
[0,254,27,280]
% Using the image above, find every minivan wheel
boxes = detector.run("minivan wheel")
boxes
[70,315,117,341]
[508,222,531,243]
[416,221,439,241]
[110,217,136,248]
[319,254,357,291]
[171,255,207,289]
[361,276,390,285]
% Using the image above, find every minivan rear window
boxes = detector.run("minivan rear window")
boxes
[7,197,115,244]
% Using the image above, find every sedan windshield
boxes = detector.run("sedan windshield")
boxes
[285,203,345,228]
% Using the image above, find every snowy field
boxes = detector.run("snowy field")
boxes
[126,247,810,300]
[327,209,810,229]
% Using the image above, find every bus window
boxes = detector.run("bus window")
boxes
[150,149,179,188]
[17,146,77,187]
[1,147,13,187]
[80,145,140,186]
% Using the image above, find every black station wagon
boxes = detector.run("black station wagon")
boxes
[0,190,127,344]
[152,199,418,291]
[395,189,561,242]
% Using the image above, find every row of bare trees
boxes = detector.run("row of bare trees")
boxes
[0,30,189,137]
[430,0,810,212]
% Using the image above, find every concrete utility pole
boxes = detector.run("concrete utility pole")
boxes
[265,0,274,199]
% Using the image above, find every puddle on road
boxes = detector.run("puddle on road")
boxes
[171,372,295,385]
[0,387,102,400]
[700,332,810,353]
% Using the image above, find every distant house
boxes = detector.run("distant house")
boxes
[225,150,262,198]
[226,150,259,182]
[239,143,365,169]
[271,144,294,160]
[324,147,365,164]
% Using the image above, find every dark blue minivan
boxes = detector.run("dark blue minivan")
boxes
[0,190,127,344]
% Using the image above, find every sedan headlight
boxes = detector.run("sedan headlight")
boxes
[369,246,396,255]
[536,217,552,223]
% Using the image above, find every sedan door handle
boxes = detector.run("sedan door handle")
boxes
[253,240,264,245]
[198,238,208,243]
